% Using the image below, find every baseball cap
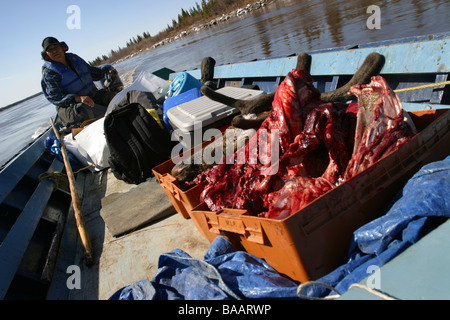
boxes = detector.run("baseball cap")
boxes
[42,37,64,51]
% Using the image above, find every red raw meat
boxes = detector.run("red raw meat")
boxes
[343,76,417,179]
[195,71,415,220]
[195,69,353,218]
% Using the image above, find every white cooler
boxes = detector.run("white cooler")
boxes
[167,86,265,148]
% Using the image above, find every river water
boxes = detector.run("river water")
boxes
[1,0,449,167]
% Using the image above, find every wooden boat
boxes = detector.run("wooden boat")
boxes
[0,32,449,300]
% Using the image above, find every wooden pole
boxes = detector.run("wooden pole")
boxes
[50,118,94,266]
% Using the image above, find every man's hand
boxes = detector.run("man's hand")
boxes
[75,96,95,107]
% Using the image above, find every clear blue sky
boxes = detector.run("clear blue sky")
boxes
[0,0,202,108]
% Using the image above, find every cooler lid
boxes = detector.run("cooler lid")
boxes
[167,86,265,132]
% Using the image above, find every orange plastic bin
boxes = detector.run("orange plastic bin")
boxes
[152,137,218,220]
[190,109,450,282]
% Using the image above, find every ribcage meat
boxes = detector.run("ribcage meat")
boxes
[193,71,416,219]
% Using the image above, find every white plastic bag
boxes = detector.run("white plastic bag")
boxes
[64,117,110,171]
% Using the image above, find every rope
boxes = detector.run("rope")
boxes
[393,80,450,93]
[348,283,398,300]
[296,281,399,300]
[39,171,69,191]
[39,164,94,190]
[296,281,341,300]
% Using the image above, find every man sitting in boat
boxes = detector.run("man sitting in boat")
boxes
[41,37,118,127]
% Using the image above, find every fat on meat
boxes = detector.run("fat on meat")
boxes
[195,71,416,220]
[343,75,417,180]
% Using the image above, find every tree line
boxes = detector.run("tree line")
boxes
[89,31,152,66]
[165,0,242,31]
[89,0,253,65]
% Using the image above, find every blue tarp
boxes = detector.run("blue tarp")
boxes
[109,235,299,300]
[302,155,450,298]
[110,156,450,300]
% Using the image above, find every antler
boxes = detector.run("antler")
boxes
[200,52,385,129]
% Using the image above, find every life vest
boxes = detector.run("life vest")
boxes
[43,53,97,96]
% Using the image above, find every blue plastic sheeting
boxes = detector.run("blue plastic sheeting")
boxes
[109,236,299,300]
[301,155,450,298]
[109,156,450,300]
[45,136,84,171]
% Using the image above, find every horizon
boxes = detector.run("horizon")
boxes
[0,0,202,108]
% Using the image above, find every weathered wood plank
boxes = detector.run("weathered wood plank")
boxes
[99,177,176,237]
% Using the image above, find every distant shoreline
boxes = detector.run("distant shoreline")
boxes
[0,92,43,111]
[4,0,277,108]
[106,0,277,65]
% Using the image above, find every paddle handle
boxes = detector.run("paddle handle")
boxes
[50,118,94,266]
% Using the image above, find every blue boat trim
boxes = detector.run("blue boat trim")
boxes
[0,129,52,203]
[170,32,450,111]
[339,219,450,300]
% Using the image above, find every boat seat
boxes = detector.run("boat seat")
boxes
[0,133,65,299]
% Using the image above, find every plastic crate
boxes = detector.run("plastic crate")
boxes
[190,109,450,282]
[152,137,218,220]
